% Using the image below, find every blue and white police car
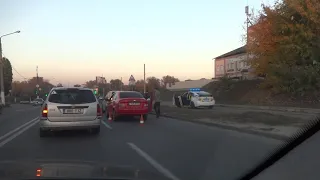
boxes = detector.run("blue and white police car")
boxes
[173,88,215,109]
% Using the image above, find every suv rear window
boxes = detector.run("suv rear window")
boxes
[119,92,144,98]
[48,89,96,104]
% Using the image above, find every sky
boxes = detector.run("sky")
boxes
[1,0,275,86]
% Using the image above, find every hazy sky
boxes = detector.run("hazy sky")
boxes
[1,0,275,86]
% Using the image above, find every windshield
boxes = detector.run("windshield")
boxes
[48,89,96,104]
[3,0,318,179]
[119,92,144,98]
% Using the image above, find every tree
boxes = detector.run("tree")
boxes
[247,0,320,95]
[56,83,63,87]
[2,57,13,95]
[161,75,180,88]
[135,80,145,92]
[11,81,28,96]
[11,77,54,98]
[74,84,81,87]
[85,80,96,88]
[147,77,160,91]
[110,79,123,90]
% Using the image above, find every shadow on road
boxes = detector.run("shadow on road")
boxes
[42,130,98,138]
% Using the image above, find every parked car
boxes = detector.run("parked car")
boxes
[20,101,30,104]
[39,87,102,137]
[109,91,149,121]
[173,89,215,109]
[32,98,44,106]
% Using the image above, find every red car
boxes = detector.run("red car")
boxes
[109,91,149,121]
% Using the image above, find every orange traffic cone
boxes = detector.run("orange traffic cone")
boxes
[140,114,144,124]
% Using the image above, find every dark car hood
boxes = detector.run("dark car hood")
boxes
[0,159,171,180]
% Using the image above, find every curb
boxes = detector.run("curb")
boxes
[150,112,289,141]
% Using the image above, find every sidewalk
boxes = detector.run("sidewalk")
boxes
[161,101,320,114]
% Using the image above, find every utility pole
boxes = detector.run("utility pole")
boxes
[0,38,4,105]
[245,5,251,80]
[120,77,123,91]
[143,64,146,94]
[246,5,250,49]
[36,66,39,99]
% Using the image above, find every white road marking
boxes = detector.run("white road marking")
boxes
[0,117,39,143]
[102,121,113,130]
[0,119,38,147]
[127,142,180,180]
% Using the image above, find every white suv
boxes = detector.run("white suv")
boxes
[39,87,102,137]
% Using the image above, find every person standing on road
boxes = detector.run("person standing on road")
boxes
[153,87,161,118]
[0,100,3,114]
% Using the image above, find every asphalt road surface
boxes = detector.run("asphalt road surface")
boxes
[0,104,284,180]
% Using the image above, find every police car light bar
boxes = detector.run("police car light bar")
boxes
[189,88,201,92]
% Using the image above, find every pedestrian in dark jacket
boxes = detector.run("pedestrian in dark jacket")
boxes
[153,87,161,118]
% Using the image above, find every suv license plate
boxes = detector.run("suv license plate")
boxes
[64,109,83,114]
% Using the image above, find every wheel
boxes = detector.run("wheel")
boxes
[39,129,47,137]
[143,114,148,121]
[208,106,213,109]
[91,127,100,135]
[190,102,195,109]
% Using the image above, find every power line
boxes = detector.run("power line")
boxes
[2,52,28,80]
[12,66,28,79]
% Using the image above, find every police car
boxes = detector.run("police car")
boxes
[173,88,215,109]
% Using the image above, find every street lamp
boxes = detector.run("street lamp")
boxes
[0,30,21,105]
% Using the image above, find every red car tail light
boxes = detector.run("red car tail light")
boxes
[97,104,102,117]
[42,104,48,118]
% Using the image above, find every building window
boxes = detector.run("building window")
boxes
[238,61,243,68]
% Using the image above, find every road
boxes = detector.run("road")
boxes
[0,104,283,180]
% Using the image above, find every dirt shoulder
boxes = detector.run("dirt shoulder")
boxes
[157,105,316,140]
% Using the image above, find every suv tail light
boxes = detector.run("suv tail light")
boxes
[42,104,48,118]
[97,104,102,117]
